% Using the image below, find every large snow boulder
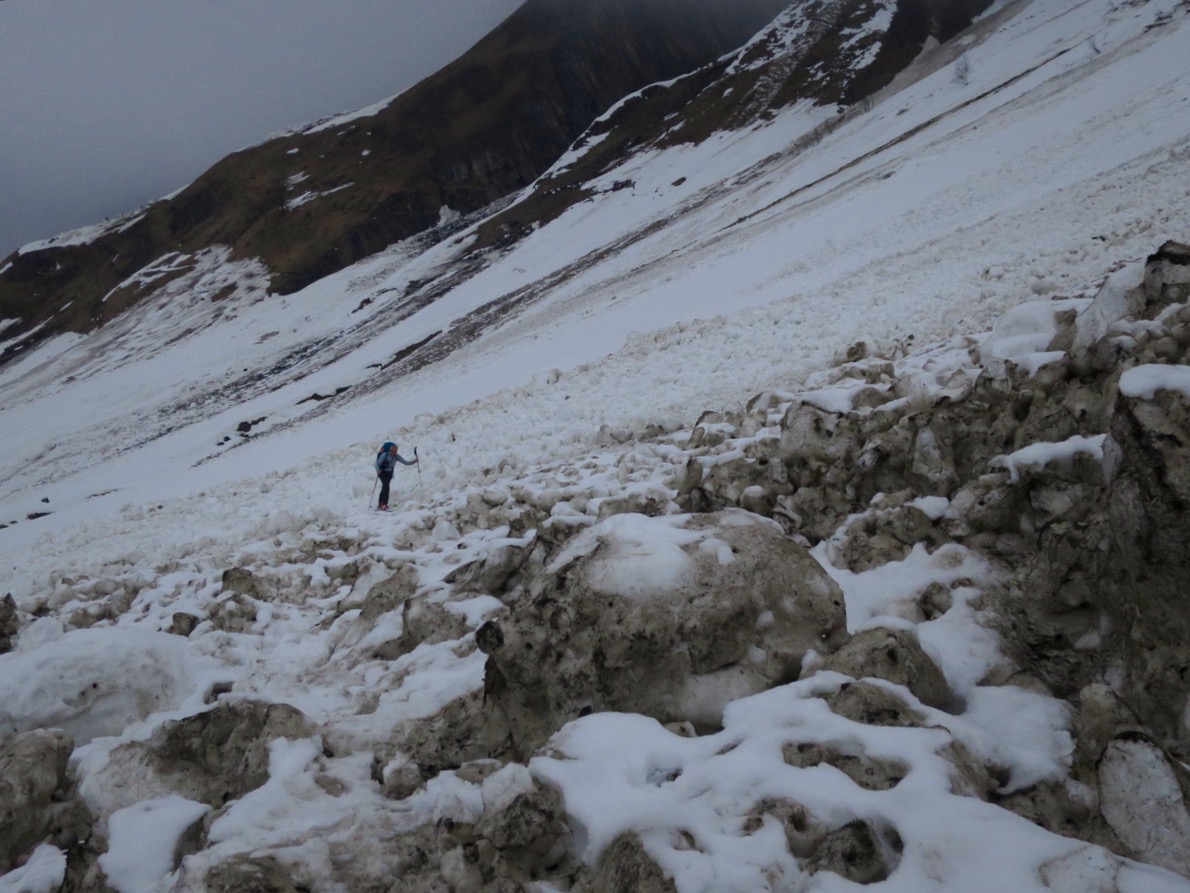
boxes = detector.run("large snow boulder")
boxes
[0,628,211,745]
[478,510,847,756]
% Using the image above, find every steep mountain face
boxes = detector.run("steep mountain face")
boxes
[479,0,995,242]
[0,0,789,362]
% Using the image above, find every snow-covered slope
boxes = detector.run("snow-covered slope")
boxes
[2,0,1190,890]
[2,0,1185,553]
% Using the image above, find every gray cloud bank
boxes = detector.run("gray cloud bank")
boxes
[0,0,522,259]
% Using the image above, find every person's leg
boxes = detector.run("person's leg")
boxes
[378,472,393,507]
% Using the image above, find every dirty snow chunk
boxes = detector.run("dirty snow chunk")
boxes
[1119,364,1190,400]
[991,434,1107,483]
[445,595,504,627]
[206,737,326,845]
[531,676,1175,893]
[14,617,65,653]
[800,379,875,413]
[982,298,1091,361]
[1041,846,1190,893]
[816,541,992,633]
[1070,259,1147,355]
[0,628,216,745]
[915,587,1005,697]
[99,796,210,893]
[432,519,462,541]
[949,685,1074,794]
[407,770,485,826]
[551,513,707,599]
[909,495,951,520]
[1017,350,1068,376]
[481,763,536,813]
[0,844,66,893]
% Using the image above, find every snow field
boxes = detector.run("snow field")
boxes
[2,1,1190,890]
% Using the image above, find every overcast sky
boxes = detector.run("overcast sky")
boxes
[0,0,523,259]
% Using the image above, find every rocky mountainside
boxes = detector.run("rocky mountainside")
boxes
[0,0,791,360]
[0,0,992,366]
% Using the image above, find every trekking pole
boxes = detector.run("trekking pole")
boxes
[369,475,378,508]
[415,447,423,491]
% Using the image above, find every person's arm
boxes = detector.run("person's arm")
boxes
[396,453,418,466]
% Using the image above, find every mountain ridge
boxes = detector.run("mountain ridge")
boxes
[0,0,792,362]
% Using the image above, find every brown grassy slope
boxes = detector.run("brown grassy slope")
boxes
[0,0,789,364]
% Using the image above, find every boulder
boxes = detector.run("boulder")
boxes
[0,729,74,872]
[587,833,677,893]
[782,740,908,791]
[479,510,847,756]
[147,700,315,806]
[0,594,18,654]
[805,819,902,884]
[816,627,954,711]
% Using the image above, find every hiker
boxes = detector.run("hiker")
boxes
[374,441,417,510]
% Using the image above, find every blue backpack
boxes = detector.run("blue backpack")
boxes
[376,442,397,472]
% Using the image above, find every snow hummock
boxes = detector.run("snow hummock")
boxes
[0,628,225,745]
[991,433,1109,483]
[1119,364,1190,401]
[0,846,66,893]
[551,513,710,599]
[99,796,211,893]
